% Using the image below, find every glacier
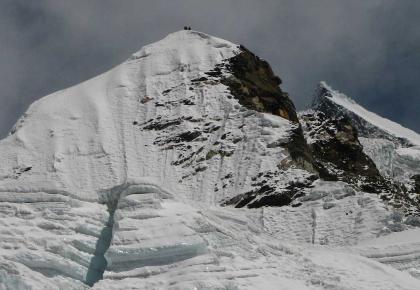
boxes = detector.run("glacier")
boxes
[0,30,420,289]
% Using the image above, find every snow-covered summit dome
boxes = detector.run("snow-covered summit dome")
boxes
[0,30,242,201]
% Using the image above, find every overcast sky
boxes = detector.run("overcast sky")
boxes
[0,0,419,137]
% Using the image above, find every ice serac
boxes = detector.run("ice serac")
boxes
[1,31,420,289]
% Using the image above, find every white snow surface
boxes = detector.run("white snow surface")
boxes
[0,31,420,289]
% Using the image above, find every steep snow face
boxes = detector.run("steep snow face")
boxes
[312,82,420,183]
[0,30,240,201]
[1,31,420,289]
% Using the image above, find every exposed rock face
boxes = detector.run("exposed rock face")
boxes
[219,46,298,122]
[300,110,393,193]
[222,168,317,208]
[412,175,420,194]
[216,46,315,173]
[311,83,420,197]
[207,46,318,208]
[306,84,420,215]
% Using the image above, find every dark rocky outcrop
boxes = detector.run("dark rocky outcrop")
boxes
[300,110,394,193]
[206,46,319,207]
[209,45,316,174]
[218,45,298,122]
[142,118,183,131]
[226,189,292,209]
[412,175,420,194]
[308,84,420,215]
[222,170,317,208]
[284,125,315,172]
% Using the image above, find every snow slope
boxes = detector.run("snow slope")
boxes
[0,31,419,289]
[354,228,420,279]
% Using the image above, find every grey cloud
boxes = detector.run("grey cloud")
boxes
[0,0,419,137]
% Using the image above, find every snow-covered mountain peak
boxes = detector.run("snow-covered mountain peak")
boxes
[313,81,420,147]
[1,29,314,207]
[130,29,239,76]
[309,81,420,188]
[132,29,237,57]
[316,81,357,105]
[0,30,245,202]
